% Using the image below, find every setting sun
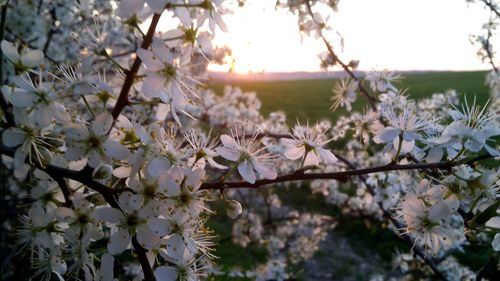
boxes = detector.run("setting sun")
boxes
[209,0,498,73]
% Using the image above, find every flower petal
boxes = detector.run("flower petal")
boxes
[21,50,44,68]
[1,40,19,62]
[92,112,114,136]
[253,162,277,180]
[216,147,240,161]
[284,145,305,160]
[155,266,178,281]
[2,128,25,147]
[108,229,131,255]
[148,156,171,178]
[99,253,115,281]
[137,225,161,250]
[103,140,129,160]
[95,207,123,223]
[238,161,256,184]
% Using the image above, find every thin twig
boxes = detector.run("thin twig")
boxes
[304,0,378,111]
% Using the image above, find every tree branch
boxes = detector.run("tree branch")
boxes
[200,154,493,190]
[482,0,500,18]
[111,13,162,119]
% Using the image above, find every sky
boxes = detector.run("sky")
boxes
[207,0,499,73]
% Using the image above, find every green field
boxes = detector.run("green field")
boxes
[210,71,490,124]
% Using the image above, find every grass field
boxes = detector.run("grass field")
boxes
[210,71,490,124]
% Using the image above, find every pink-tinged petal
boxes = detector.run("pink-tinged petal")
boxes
[137,225,161,250]
[151,37,170,64]
[416,179,430,194]
[207,157,227,169]
[2,128,25,147]
[374,127,400,144]
[95,207,123,223]
[238,161,256,184]
[429,203,451,221]
[92,112,114,136]
[317,147,337,164]
[137,49,162,71]
[166,234,185,263]
[399,139,415,154]
[21,50,44,67]
[170,82,186,107]
[155,266,178,281]
[33,105,52,128]
[216,147,240,161]
[158,173,181,197]
[284,145,305,160]
[303,151,320,167]
[220,134,238,149]
[55,207,76,222]
[156,103,170,121]
[113,166,132,179]
[118,0,146,18]
[131,122,151,144]
[174,7,191,26]
[1,40,19,62]
[103,140,129,160]
[108,229,131,255]
[119,191,144,213]
[213,11,228,32]
[146,0,168,13]
[253,162,277,180]
[148,156,171,177]
[142,74,165,98]
[10,89,35,107]
[148,218,171,237]
[280,138,297,145]
[185,168,205,190]
[99,253,114,281]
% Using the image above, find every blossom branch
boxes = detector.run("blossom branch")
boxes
[201,154,494,189]
[111,13,162,119]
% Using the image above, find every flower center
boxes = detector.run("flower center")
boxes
[86,135,102,150]
[161,64,177,81]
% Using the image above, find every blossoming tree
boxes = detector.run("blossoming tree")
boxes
[0,0,499,280]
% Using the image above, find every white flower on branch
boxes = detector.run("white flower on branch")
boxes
[374,105,428,156]
[282,123,337,167]
[138,37,199,124]
[1,40,44,72]
[65,112,129,168]
[217,130,278,184]
[95,191,161,255]
[330,78,357,112]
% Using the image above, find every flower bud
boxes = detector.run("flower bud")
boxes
[225,199,242,219]
[92,164,113,180]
